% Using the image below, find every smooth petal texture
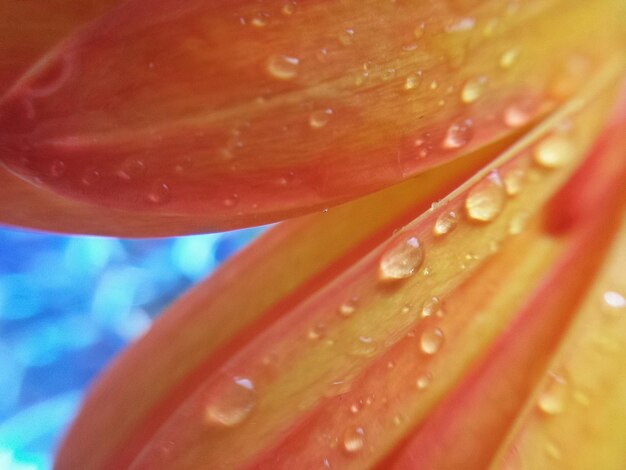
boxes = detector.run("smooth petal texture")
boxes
[1,0,625,233]
[56,63,625,469]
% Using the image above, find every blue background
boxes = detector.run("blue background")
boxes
[0,225,264,469]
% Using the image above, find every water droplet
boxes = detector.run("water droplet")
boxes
[281,3,295,15]
[414,22,426,39]
[499,48,520,69]
[309,108,333,129]
[404,73,422,91]
[48,159,66,179]
[537,374,567,415]
[223,194,240,208]
[379,235,424,280]
[118,158,146,180]
[508,211,531,235]
[445,17,476,33]
[307,324,326,340]
[421,296,442,318]
[503,164,527,196]
[545,442,562,460]
[342,426,365,454]
[267,54,300,80]
[465,170,506,222]
[349,402,362,414]
[420,327,444,355]
[147,182,170,204]
[434,210,458,236]
[81,168,100,186]
[350,336,377,357]
[338,298,358,317]
[504,104,532,128]
[204,376,257,427]
[442,118,474,149]
[573,390,590,406]
[416,373,432,390]
[338,29,355,46]
[603,291,626,309]
[250,13,269,28]
[533,135,574,169]
[461,76,487,103]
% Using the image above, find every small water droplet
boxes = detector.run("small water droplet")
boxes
[81,168,100,186]
[416,373,432,390]
[429,80,439,90]
[147,182,171,204]
[379,235,424,281]
[338,298,358,317]
[465,170,506,222]
[350,336,377,357]
[250,13,269,28]
[502,164,527,196]
[461,76,487,103]
[499,48,520,69]
[508,211,531,235]
[414,22,426,39]
[48,159,66,179]
[533,135,574,169]
[223,194,240,207]
[204,376,257,427]
[545,442,562,460]
[504,104,532,128]
[603,291,626,309]
[434,211,458,236]
[281,3,295,15]
[118,158,146,180]
[267,54,300,80]
[537,373,567,415]
[342,426,365,454]
[404,73,422,90]
[307,323,326,340]
[445,17,476,33]
[420,327,444,355]
[421,296,442,318]
[442,118,474,149]
[309,108,333,129]
[338,29,355,46]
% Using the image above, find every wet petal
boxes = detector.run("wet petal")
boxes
[1,0,624,232]
[56,64,626,469]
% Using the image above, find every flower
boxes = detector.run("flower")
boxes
[1,0,626,468]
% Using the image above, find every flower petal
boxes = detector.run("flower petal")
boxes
[56,63,624,469]
[2,0,624,232]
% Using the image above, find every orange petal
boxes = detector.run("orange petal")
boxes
[56,62,624,469]
[2,0,625,232]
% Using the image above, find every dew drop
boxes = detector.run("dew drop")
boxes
[223,194,240,208]
[118,158,146,180]
[250,13,269,28]
[416,373,432,390]
[307,323,326,340]
[420,327,444,355]
[404,73,422,91]
[499,48,520,69]
[461,76,487,103]
[379,236,424,281]
[502,165,527,196]
[350,336,377,358]
[421,296,442,318]
[338,298,358,317]
[465,170,506,222]
[48,159,66,179]
[342,426,365,454]
[508,211,531,235]
[147,182,170,204]
[533,135,574,169]
[266,54,300,80]
[434,210,458,236]
[281,3,295,15]
[537,374,567,415]
[603,291,626,309]
[504,104,532,128]
[204,376,257,427]
[442,118,474,149]
[81,168,100,186]
[414,22,426,39]
[338,29,355,46]
[309,108,333,129]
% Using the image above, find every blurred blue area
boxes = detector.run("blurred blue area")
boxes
[0,225,266,469]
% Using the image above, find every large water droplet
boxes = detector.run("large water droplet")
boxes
[434,211,458,236]
[442,118,474,149]
[461,76,487,103]
[603,291,625,309]
[204,376,257,427]
[342,426,366,454]
[537,374,567,415]
[420,327,444,355]
[379,235,424,280]
[266,54,300,80]
[533,135,574,169]
[465,170,506,222]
